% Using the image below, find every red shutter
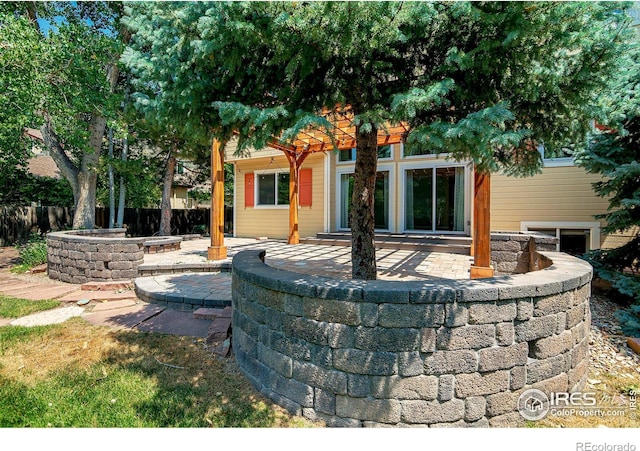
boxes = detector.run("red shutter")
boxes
[244,173,254,207]
[299,168,312,207]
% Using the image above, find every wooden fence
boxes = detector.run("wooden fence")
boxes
[0,205,74,246]
[0,206,233,246]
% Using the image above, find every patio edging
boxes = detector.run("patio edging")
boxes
[231,244,592,427]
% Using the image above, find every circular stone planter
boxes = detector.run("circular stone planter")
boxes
[46,228,146,284]
[231,248,592,428]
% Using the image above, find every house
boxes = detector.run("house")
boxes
[224,137,629,256]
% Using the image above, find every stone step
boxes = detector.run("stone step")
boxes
[81,280,133,291]
[90,299,138,312]
[300,237,471,255]
[193,307,225,320]
[58,289,138,303]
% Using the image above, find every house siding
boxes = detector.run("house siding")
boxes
[490,164,629,249]
[232,152,326,239]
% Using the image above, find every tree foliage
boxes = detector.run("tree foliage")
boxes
[575,29,640,303]
[123,1,629,278]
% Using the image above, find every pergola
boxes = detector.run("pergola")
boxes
[207,109,494,279]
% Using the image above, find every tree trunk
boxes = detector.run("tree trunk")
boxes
[107,128,115,228]
[116,135,128,227]
[351,124,378,280]
[72,114,106,230]
[159,151,176,236]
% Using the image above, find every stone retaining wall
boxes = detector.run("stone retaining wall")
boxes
[47,229,145,283]
[491,231,558,275]
[231,247,592,428]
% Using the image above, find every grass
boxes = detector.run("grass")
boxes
[0,316,322,428]
[0,295,60,318]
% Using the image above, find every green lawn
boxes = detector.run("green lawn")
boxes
[0,313,320,428]
[0,295,60,318]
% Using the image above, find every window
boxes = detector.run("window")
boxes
[338,145,393,163]
[521,221,601,255]
[339,170,390,230]
[257,172,289,206]
[403,141,441,157]
[537,144,575,167]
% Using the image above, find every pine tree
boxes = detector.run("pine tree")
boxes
[123,1,628,279]
[575,32,640,303]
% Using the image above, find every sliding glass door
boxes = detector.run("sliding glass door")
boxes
[405,166,466,233]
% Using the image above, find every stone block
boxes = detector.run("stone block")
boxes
[566,303,587,329]
[514,315,557,342]
[327,323,355,349]
[570,337,589,369]
[533,292,572,316]
[485,390,522,417]
[568,358,589,391]
[400,399,464,424]
[378,304,444,328]
[336,396,401,423]
[530,330,573,359]
[526,354,565,385]
[421,328,437,353]
[269,331,312,361]
[355,327,421,352]
[303,409,360,427]
[303,298,360,326]
[283,316,328,346]
[333,349,397,376]
[455,371,510,398]
[488,411,524,428]
[464,396,486,422]
[257,343,292,378]
[478,343,528,372]
[371,375,438,400]
[444,302,468,327]
[556,312,567,334]
[532,373,569,397]
[347,374,370,398]
[510,366,526,390]
[360,303,379,327]
[107,261,133,271]
[272,372,314,408]
[423,350,478,375]
[516,298,534,321]
[468,302,516,324]
[398,352,424,377]
[570,321,588,346]
[314,388,336,415]
[436,324,495,350]
[438,374,455,401]
[293,361,348,394]
[496,323,514,346]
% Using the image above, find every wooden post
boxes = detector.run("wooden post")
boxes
[470,168,494,279]
[208,138,227,260]
[285,151,309,245]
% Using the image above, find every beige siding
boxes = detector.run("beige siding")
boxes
[234,153,326,239]
[491,165,612,246]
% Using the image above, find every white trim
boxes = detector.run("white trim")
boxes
[232,163,237,237]
[398,160,471,235]
[335,162,396,232]
[335,144,395,166]
[323,151,330,233]
[401,142,452,160]
[542,157,575,168]
[520,221,601,251]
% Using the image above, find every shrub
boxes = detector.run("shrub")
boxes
[15,233,47,269]
[615,305,640,337]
